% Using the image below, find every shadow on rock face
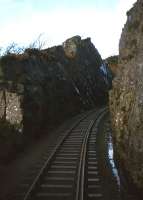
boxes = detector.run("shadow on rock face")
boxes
[0,35,112,161]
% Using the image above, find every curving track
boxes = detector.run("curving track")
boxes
[14,108,108,200]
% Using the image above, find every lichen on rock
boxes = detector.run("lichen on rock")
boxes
[110,0,143,191]
[63,35,81,59]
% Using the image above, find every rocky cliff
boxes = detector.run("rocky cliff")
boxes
[110,0,143,192]
[0,36,112,160]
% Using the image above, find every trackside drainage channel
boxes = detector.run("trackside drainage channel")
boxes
[107,133,121,190]
[106,129,141,200]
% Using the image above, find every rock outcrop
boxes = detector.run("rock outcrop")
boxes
[0,36,111,144]
[110,0,143,192]
[105,55,118,76]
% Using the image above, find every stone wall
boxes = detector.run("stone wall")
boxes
[110,0,143,191]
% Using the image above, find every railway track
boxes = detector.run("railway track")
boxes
[14,107,107,200]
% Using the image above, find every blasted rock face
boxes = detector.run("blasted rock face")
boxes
[0,36,110,137]
[110,0,143,190]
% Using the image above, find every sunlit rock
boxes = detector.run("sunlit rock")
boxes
[63,35,81,59]
[5,91,22,125]
[110,0,143,191]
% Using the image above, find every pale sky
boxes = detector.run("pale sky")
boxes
[0,0,136,58]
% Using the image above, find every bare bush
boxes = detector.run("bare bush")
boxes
[5,42,25,55]
[0,33,47,57]
[29,33,47,50]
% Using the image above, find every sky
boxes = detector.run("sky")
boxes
[0,0,136,58]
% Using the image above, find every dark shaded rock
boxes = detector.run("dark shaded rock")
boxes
[0,36,111,139]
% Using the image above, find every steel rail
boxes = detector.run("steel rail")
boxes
[23,109,99,200]
[75,107,108,200]
[75,120,95,200]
